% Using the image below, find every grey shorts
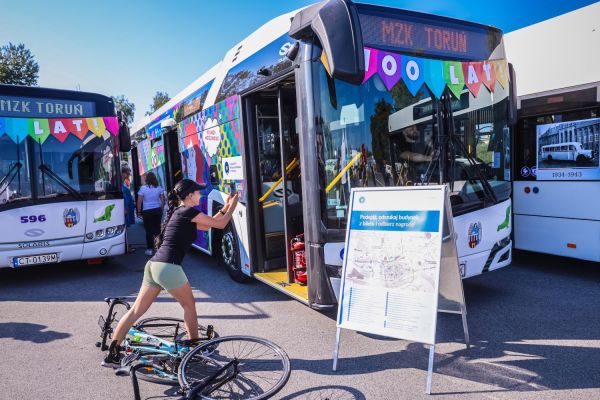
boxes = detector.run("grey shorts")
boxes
[142,260,189,290]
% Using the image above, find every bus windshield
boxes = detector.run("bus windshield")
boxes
[0,133,119,208]
[314,61,511,229]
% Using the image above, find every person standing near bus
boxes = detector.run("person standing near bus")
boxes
[137,172,165,256]
[102,178,239,367]
[121,165,136,253]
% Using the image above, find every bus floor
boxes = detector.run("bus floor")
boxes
[253,269,309,304]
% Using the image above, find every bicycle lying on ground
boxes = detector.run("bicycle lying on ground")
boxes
[96,297,291,400]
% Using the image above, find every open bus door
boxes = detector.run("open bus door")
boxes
[243,79,308,303]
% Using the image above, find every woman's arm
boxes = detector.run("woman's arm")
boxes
[136,195,143,214]
[192,194,238,230]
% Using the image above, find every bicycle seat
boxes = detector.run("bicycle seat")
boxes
[104,296,128,303]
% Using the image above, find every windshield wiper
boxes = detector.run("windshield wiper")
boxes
[38,164,84,200]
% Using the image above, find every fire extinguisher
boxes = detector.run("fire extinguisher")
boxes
[290,234,307,285]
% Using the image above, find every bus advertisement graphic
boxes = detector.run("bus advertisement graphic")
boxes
[536,117,600,180]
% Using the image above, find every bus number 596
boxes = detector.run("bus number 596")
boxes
[20,215,47,223]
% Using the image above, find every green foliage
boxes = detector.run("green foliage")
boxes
[112,95,136,126]
[0,43,39,86]
[146,91,170,116]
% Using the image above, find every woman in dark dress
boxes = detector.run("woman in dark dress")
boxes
[103,179,238,367]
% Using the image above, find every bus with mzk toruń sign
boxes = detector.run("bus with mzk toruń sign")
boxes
[131,0,517,309]
[0,84,131,269]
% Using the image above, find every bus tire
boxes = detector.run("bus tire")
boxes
[547,155,552,161]
[219,223,251,283]
[576,155,586,164]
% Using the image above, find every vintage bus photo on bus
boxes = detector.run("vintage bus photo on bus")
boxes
[536,117,600,180]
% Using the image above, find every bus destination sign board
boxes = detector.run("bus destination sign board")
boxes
[358,12,500,60]
[0,95,96,118]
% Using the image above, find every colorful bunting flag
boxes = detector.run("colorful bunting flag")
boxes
[0,116,119,145]
[377,51,402,90]
[443,61,465,99]
[363,48,379,83]
[341,47,509,100]
[423,58,446,99]
[481,62,497,92]
[402,56,425,96]
[463,62,483,97]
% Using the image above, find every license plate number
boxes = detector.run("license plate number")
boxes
[13,253,58,267]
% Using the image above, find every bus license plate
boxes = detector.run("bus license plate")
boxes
[13,253,59,267]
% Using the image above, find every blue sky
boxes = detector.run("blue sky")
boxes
[1,0,596,121]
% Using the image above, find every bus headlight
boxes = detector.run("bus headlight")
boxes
[85,225,126,242]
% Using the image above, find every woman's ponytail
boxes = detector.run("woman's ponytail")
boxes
[154,190,177,250]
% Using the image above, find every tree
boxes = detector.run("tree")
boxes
[0,43,39,86]
[112,95,136,126]
[146,91,170,116]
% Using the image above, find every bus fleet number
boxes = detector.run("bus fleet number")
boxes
[20,215,47,223]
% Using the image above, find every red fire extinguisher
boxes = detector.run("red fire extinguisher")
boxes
[290,234,307,285]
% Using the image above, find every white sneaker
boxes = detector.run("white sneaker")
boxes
[144,249,153,256]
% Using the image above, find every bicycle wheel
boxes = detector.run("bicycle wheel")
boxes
[134,351,180,386]
[135,317,216,342]
[179,336,291,400]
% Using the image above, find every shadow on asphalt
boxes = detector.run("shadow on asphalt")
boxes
[0,322,71,343]
[296,250,600,394]
[280,385,366,399]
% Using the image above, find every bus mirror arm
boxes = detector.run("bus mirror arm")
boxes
[508,63,518,127]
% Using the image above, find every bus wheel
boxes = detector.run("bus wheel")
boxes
[220,224,251,283]
[576,155,587,164]
[547,155,552,161]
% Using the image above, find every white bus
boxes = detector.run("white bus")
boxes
[540,142,593,163]
[132,0,516,308]
[0,85,131,269]
[507,2,600,262]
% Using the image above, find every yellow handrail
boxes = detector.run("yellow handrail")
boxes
[258,158,299,203]
[325,152,362,193]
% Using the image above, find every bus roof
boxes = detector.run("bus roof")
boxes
[131,8,300,134]
[505,2,600,98]
[133,1,508,134]
[0,84,113,104]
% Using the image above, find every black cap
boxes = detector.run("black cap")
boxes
[174,179,206,199]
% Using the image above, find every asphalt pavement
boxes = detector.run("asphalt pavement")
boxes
[1,222,599,399]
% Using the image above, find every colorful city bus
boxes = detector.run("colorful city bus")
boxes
[0,84,131,269]
[131,0,516,308]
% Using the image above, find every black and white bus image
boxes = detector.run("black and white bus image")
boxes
[537,119,600,167]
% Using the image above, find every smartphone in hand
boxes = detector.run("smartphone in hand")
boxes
[229,182,236,194]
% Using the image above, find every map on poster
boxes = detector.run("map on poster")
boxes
[336,186,445,345]
[536,117,600,180]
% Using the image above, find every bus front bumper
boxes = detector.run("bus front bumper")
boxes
[0,233,125,269]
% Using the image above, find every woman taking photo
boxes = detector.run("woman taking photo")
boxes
[102,179,239,367]
[137,172,165,256]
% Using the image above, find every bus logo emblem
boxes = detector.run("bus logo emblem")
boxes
[63,208,80,228]
[468,222,482,248]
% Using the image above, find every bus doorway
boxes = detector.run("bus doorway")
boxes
[243,80,307,302]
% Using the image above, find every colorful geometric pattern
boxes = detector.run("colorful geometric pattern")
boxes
[137,137,165,175]
[177,96,245,252]
[348,47,509,99]
[0,116,118,145]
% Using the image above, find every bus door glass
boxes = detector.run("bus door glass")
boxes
[250,83,301,274]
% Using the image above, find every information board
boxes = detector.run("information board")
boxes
[336,186,445,345]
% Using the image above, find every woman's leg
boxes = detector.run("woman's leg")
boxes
[168,282,199,340]
[112,284,161,343]
[141,210,153,249]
